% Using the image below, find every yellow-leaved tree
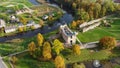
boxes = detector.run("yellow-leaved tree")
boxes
[71,21,77,29]
[99,36,116,50]
[11,56,18,64]
[42,42,52,60]
[37,33,44,46]
[72,44,81,55]
[18,27,24,32]
[55,56,65,68]
[28,41,36,55]
[53,39,64,55]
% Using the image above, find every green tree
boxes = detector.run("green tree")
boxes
[100,6,106,17]
[72,2,77,9]
[53,39,64,55]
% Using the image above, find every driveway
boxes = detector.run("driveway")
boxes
[0,57,8,68]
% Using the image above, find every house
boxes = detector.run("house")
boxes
[16,8,33,15]
[18,23,24,28]
[4,26,17,33]
[113,0,120,3]
[33,24,41,29]
[79,17,107,32]
[0,19,6,28]
[26,20,35,27]
[9,15,19,23]
[59,24,77,45]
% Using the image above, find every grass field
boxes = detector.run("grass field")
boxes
[77,19,120,43]
[0,0,32,7]
[63,49,111,64]
[15,53,55,68]
[0,43,24,56]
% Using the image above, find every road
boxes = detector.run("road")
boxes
[0,57,7,68]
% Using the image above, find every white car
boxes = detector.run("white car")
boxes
[93,60,101,68]
[42,15,49,20]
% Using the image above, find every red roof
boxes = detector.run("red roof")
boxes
[114,0,120,3]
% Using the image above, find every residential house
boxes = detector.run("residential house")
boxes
[0,19,6,28]
[26,20,35,27]
[9,15,19,23]
[4,26,17,33]
[16,8,33,15]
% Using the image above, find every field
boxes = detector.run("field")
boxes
[77,19,120,43]
[0,43,24,56]
[0,0,32,7]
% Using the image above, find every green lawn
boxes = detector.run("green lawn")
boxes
[0,43,24,56]
[0,0,33,7]
[15,53,55,68]
[77,19,120,43]
[63,49,111,64]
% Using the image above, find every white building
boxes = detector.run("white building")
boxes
[9,15,20,23]
[4,26,17,33]
[0,19,6,28]
[59,24,77,45]
[16,8,33,15]
[33,24,41,29]
[26,20,35,27]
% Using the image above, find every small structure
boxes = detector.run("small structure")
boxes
[59,24,77,45]
[16,8,33,15]
[18,23,24,28]
[4,26,17,33]
[79,17,107,32]
[93,60,101,68]
[26,20,35,27]
[42,15,49,20]
[33,24,41,29]
[9,15,19,23]
[0,19,6,28]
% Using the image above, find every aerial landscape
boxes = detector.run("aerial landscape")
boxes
[0,0,120,68]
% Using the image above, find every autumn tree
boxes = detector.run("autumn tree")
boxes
[11,56,18,64]
[72,44,81,55]
[72,2,77,9]
[18,27,24,32]
[94,3,101,18]
[37,33,44,46]
[42,42,52,60]
[28,41,36,55]
[71,21,77,29]
[53,39,64,55]
[19,16,27,25]
[99,36,116,50]
[39,19,44,27]
[54,56,65,68]
[31,25,35,30]
[100,6,106,17]
[73,63,86,68]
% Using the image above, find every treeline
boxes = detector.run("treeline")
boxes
[55,0,120,22]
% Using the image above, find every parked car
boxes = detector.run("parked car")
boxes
[42,15,49,20]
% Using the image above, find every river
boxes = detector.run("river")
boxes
[0,0,73,42]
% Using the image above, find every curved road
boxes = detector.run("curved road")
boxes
[0,57,8,68]
[0,1,73,42]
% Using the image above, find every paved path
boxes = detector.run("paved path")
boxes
[0,57,8,68]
